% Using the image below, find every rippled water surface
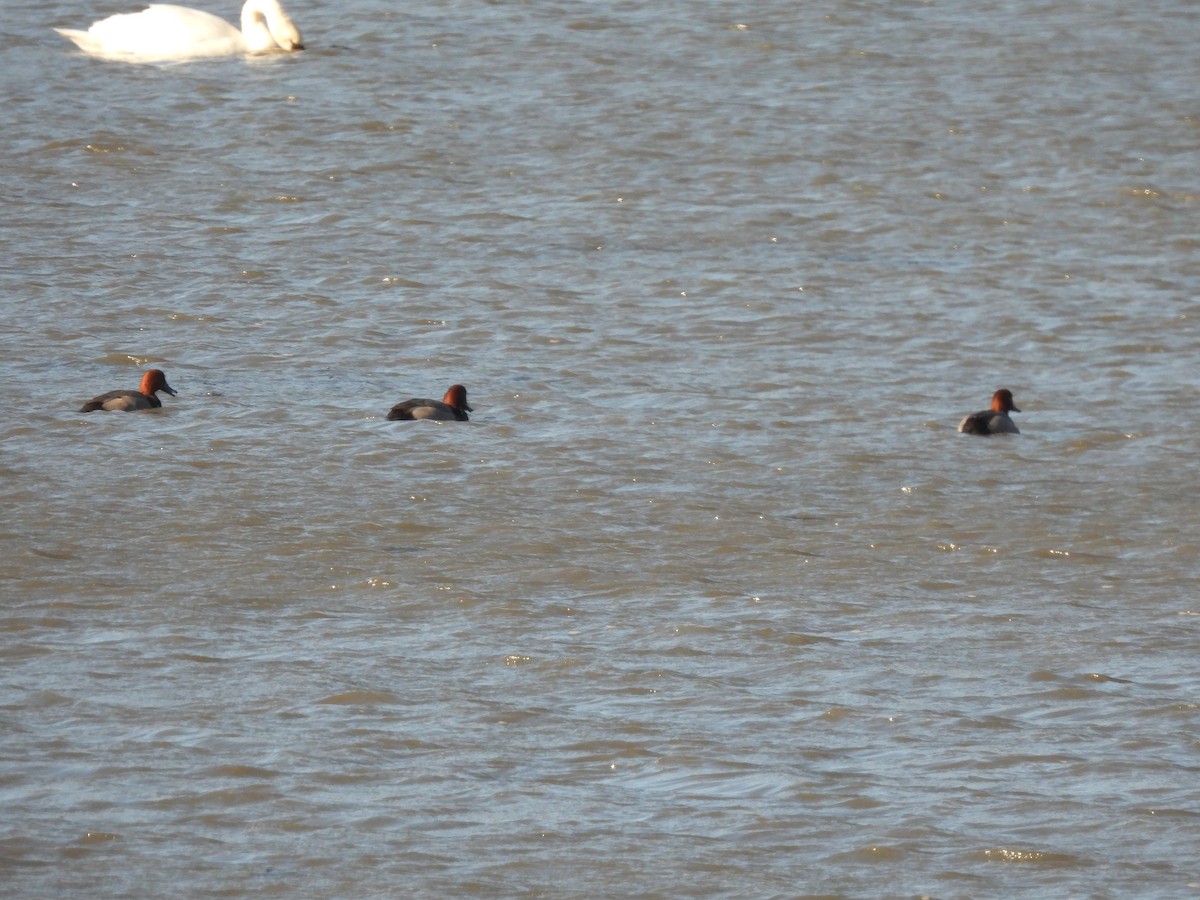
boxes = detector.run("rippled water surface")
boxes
[3,0,1199,896]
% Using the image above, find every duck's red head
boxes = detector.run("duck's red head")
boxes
[991,389,1019,413]
[140,369,177,397]
[443,384,471,412]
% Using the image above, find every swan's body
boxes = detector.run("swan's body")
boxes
[55,0,303,62]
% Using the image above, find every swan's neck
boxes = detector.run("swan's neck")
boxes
[240,0,301,52]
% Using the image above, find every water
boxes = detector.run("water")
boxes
[3,0,1199,895]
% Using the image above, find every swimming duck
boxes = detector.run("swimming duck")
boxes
[80,369,177,412]
[387,385,472,421]
[958,389,1020,435]
[55,0,303,62]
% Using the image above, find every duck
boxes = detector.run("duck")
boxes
[80,369,177,412]
[387,385,472,421]
[55,0,303,62]
[958,388,1020,435]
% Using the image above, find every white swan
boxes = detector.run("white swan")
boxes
[55,0,304,62]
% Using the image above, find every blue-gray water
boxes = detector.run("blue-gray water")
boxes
[2,0,1199,895]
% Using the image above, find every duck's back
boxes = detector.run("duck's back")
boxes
[957,411,1018,435]
[80,390,160,413]
[386,399,465,421]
